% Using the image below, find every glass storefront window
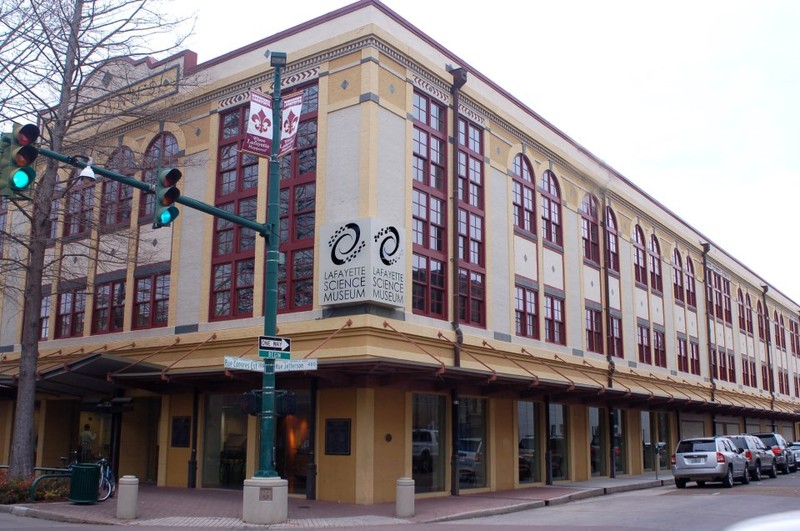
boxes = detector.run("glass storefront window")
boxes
[589,407,607,476]
[275,389,312,495]
[549,403,569,480]
[517,401,541,483]
[458,397,487,489]
[412,393,446,493]
[642,411,670,471]
[612,409,626,474]
[203,394,248,489]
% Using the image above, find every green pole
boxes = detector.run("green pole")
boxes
[256,52,285,478]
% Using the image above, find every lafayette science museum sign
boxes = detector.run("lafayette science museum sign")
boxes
[319,218,405,308]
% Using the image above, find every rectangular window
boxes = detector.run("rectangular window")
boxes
[637,325,651,364]
[728,353,736,383]
[457,268,484,326]
[544,294,566,345]
[689,342,701,375]
[717,350,726,381]
[608,315,623,358]
[677,338,688,373]
[92,279,126,334]
[515,286,538,339]
[581,218,600,263]
[653,330,666,368]
[134,272,170,329]
[63,186,95,238]
[412,91,448,320]
[39,294,51,341]
[743,357,751,387]
[585,308,603,354]
[56,286,86,338]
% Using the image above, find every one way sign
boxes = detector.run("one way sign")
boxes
[258,335,291,359]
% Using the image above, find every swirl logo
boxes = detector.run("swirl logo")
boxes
[328,222,366,265]
[374,226,402,266]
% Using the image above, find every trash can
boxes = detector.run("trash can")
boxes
[69,463,100,504]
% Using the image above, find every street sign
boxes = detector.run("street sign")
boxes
[258,335,291,359]
[224,356,317,373]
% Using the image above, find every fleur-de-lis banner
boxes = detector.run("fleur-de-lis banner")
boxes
[242,90,304,158]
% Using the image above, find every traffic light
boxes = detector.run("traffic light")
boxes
[153,167,181,228]
[0,123,39,197]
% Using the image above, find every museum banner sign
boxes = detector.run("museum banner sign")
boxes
[319,218,405,308]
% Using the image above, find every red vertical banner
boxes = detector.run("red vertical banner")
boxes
[278,92,304,157]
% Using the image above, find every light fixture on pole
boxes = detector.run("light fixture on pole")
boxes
[78,157,96,181]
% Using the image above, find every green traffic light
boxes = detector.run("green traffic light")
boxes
[158,206,179,226]
[10,167,34,190]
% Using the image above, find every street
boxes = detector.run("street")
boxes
[445,471,800,530]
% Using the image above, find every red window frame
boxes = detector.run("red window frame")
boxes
[648,235,662,293]
[511,154,535,235]
[515,285,538,339]
[540,170,562,246]
[608,314,623,358]
[39,294,51,341]
[685,258,697,308]
[133,271,170,329]
[581,196,600,263]
[637,324,651,364]
[139,133,179,221]
[653,330,666,368]
[677,338,689,373]
[63,178,95,238]
[412,91,448,319]
[92,279,126,334]
[689,342,701,375]
[673,249,684,302]
[102,146,135,227]
[757,302,765,340]
[55,286,86,339]
[605,208,619,273]
[544,294,565,345]
[585,307,603,354]
[633,226,647,286]
[745,295,754,334]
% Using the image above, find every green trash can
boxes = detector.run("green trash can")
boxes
[69,463,100,504]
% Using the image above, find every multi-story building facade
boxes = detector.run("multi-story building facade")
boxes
[0,1,798,504]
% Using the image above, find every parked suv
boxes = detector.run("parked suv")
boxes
[412,429,439,473]
[727,434,777,481]
[752,432,797,474]
[671,436,749,488]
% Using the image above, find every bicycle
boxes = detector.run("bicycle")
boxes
[59,453,116,501]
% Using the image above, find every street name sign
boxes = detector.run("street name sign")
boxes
[224,356,317,373]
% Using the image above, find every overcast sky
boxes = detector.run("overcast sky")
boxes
[171,0,800,302]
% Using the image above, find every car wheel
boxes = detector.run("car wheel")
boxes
[782,463,790,475]
[722,466,734,488]
[696,480,706,487]
[740,467,750,484]
[675,478,688,489]
[768,461,778,479]
[751,462,762,481]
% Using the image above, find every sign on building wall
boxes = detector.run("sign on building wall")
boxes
[319,218,405,308]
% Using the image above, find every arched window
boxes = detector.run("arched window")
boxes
[605,207,619,272]
[745,295,754,334]
[580,195,599,263]
[648,235,662,292]
[511,154,535,235]
[673,249,684,302]
[633,226,647,286]
[140,132,179,220]
[685,258,696,307]
[103,146,135,226]
[737,289,746,331]
[540,170,561,246]
[776,313,786,350]
[757,301,765,340]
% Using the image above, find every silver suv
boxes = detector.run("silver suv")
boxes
[752,432,797,474]
[727,434,777,481]
[671,436,749,488]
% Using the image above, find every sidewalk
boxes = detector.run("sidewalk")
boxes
[1,472,673,528]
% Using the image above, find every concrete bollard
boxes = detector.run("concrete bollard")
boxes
[116,475,139,520]
[395,477,415,518]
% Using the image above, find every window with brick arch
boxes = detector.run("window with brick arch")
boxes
[648,235,662,293]
[685,258,697,308]
[511,154,535,235]
[412,91,447,319]
[632,226,647,286]
[212,104,259,320]
[278,83,318,312]
[456,117,485,326]
[605,207,619,273]
[580,195,599,263]
[673,249,684,302]
[102,146,135,227]
[139,132,179,221]
[63,171,95,238]
[540,170,562,246]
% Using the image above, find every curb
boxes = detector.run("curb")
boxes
[545,487,604,506]
[423,500,547,523]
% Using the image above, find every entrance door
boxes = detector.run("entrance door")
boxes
[275,389,312,495]
[202,394,248,489]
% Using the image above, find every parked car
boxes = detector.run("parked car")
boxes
[787,441,800,465]
[671,436,749,488]
[412,429,439,473]
[457,437,483,482]
[727,434,777,480]
[752,433,797,474]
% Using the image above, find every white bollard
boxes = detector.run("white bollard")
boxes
[395,477,415,518]
[116,475,139,519]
